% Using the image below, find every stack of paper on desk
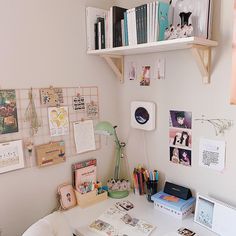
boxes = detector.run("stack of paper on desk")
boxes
[89,207,156,236]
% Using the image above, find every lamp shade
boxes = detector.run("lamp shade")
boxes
[95,121,115,136]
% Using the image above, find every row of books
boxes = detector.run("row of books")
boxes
[86,1,171,50]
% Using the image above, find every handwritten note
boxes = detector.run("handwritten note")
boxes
[73,120,96,154]
[199,138,226,172]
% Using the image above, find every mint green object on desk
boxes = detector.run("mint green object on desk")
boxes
[158,2,169,41]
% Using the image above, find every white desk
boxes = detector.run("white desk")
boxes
[63,193,217,236]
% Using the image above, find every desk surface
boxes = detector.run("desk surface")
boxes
[63,193,217,236]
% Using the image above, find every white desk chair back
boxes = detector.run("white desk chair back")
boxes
[22,211,73,236]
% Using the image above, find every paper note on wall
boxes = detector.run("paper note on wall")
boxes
[73,120,96,154]
[199,138,226,172]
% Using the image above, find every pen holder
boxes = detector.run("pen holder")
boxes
[146,180,158,202]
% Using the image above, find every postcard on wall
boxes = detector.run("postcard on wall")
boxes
[40,87,64,106]
[0,140,24,174]
[169,128,192,148]
[169,110,192,129]
[86,101,99,118]
[170,146,191,166]
[73,120,96,154]
[140,66,151,86]
[72,95,85,111]
[155,58,165,80]
[128,61,137,80]
[48,106,69,137]
[35,141,66,167]
[199,138,225,172]
[0,89,19,134]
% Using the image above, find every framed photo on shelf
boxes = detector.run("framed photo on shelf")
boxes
[0,140,24,174]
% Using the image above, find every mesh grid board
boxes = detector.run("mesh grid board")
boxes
[0,86,100,169]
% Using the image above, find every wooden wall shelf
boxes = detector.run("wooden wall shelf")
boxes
[87,37,218,84]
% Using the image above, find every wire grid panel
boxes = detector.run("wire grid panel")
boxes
[0,86,100,169]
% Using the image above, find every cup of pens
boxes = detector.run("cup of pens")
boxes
[145,170,158,202]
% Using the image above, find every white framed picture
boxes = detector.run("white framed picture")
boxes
[0,140,24,174]
[194,194,236,235]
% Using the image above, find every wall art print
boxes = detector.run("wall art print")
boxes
[0,89,18,134]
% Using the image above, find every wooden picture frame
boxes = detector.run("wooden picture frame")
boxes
[35,141,66,167]
[0,140,24,174]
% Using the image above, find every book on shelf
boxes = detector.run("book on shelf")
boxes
[86,7,108,51]
[111,6,127,47]
[86,1,213,51]
[89,207,156,236]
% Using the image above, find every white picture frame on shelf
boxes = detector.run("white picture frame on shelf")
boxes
[0,140,24,174]
[194,194,236,236]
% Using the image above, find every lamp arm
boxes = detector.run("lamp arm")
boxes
[113,129,125,180]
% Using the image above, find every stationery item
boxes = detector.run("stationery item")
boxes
[89,207,156,236]
[177,227,196,235]
[57,183,77,210]
[0,140,24,174]
[35,141,66,167]
[40,87,63,106]
[151,191,195,219]
[48,106,69,137]
[0,89,19,134]
[164,182,192,200]
[73,120,96,154]
[86,101,99,118]
[72,159,97,188]
[146,180,158,202]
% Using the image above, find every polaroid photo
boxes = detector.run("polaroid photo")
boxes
[115,200,134,211]
[169,110,192,129]
[177,227,196,236]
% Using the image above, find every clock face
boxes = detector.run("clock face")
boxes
[134,107,150,125]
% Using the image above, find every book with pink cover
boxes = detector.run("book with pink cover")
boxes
[75,164,97,191]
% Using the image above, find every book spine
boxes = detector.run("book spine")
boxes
[124,11,129,46]
[135,6,141,44]
[143,4,147,43]
[97,17,105,49]
[156,1,159,42]
[127,9,132,46]
[147,3,150,43]
[139,5,144,44]
[121,19,125,46]
[131,8,137,45]
[98,21,101,49]
[94,23,98,50]
[109,6,113,48]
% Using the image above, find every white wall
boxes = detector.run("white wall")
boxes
[0,1,118,236]
[114,0,236,207]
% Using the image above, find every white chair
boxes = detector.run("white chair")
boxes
[22,211,73,236]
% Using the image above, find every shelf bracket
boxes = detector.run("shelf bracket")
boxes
[191,45,212,84]
[101,55,124,83]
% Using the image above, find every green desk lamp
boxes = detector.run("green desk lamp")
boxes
[95,121,129,198]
